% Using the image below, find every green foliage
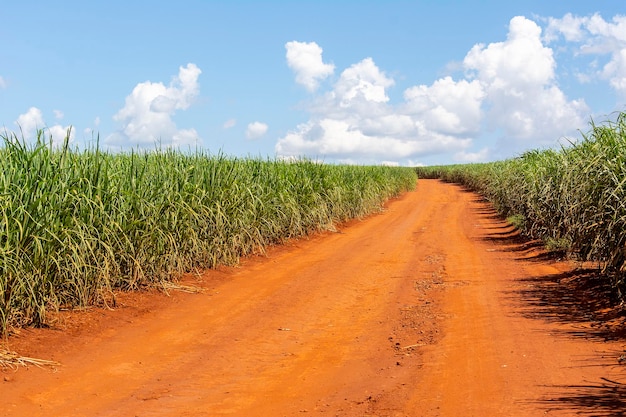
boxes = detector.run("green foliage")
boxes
[0,130,416,335]
[416,111,626,300]
[506,214,526,231]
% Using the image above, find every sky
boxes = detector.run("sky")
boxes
[1,1,625,166]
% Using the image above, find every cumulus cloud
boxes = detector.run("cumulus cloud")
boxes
[545,13,626,96]
[47,125,74,145]
[464,16,588,143]
[277,18,590,165]
[544,13,589,43]
[106,63,202,148]
[286,41,335,92]
[403,76,484,135]
[53,109,64,119]
[454,148,491,163]
[334,58,394,105]
[277,53,476,164]
[466,17,555,88]
[15,107,44,138]
[223,118,236,129]
[15,107,74,145]
[246,121,268,139]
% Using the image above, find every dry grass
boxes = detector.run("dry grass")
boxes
[0,348,60,370]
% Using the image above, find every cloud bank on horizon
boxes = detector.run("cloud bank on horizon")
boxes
[6,12,626,165]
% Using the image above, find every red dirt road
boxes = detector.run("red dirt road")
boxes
[2,179,625,416]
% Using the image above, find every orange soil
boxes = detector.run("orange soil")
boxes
[1,179,625,416]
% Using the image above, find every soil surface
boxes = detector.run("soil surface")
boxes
[2,179,625,416]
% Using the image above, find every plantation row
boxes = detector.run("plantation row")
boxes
[416,111,626,300]
[0,131,417,335]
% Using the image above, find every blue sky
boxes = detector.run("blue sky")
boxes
[1,1,625,165]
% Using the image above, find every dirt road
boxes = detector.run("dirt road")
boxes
[2,179,624,416]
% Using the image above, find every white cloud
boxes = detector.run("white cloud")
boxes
[545,13,626,96]
[602,49,626,92]
[465,17,555,89]
[334,58,394,105]
[278,48,477,164]
[15,107,44,138]
[223,118,236,129]
[403,76,484,135]
[286,41,335,92]
[53,109,64,119]
[381,161,400,167]
[464,16,588,142]
[454,148,490,163]
[15,107,74,145]
[587,14,626,43]
[106,63,202,148]
[47,125,73,145]
[276,118,471,162]
[277,19,590,165]
[544,13,589,42]
[246,121,268,139]
[0,76,6,89]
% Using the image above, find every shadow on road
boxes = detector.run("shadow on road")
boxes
[465,189,626,415]
[467,192,625,341]
[514,268,625,341]
[511,268,626,415]
[532,378,626,417]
